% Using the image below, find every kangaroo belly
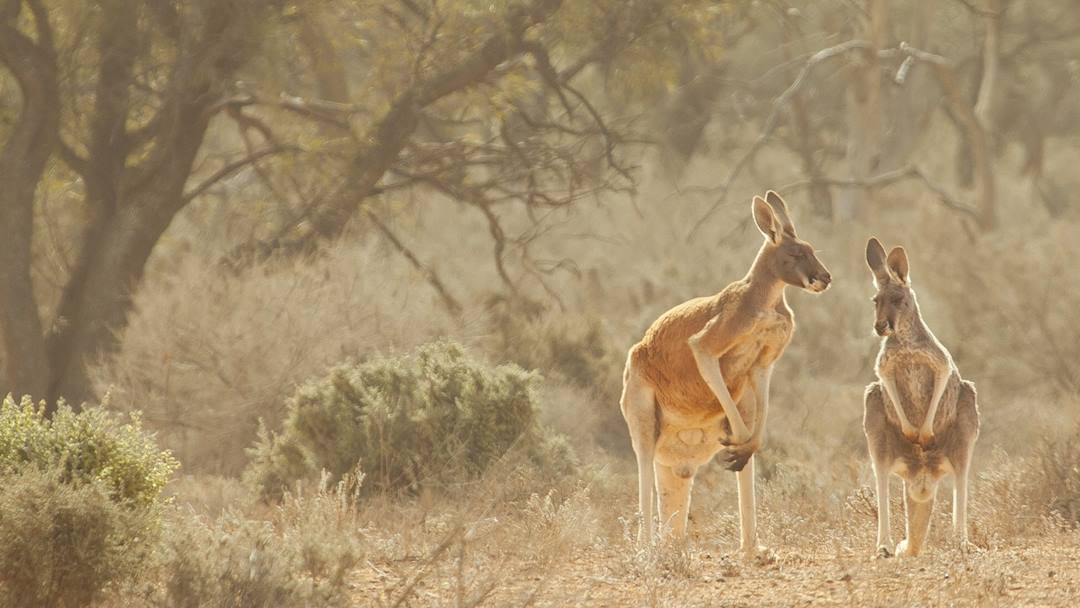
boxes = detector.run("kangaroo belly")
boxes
[654,420,728,468]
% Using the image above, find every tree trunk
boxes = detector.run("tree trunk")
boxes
[839,0,887,221]
[782,14,833,219]
[0,3,59,401]
[878,0,935,171]
[47,110,212,406]
[43,0,257,407]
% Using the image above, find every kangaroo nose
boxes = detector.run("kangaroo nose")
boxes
[874,320,890,336]
[820,272,832,285]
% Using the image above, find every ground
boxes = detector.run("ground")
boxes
[356,538,1080,607]
[349,460,1080,608]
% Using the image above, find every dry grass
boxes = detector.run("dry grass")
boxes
[345,451,1080,607]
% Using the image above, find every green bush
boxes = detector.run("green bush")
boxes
[0,395,179,507]
[246,341,574,498]
[0,467,158,608]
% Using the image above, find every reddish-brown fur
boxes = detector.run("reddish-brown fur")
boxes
[630,283,792,432]
[620,191,831,552]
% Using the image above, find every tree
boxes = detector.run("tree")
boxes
[0,0,273,408]
[0,0,729,407]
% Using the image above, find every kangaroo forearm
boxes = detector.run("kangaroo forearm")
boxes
[922,369,950,432]
[749,367,773,442]
[691,349,751,442]
[882,377,915,431]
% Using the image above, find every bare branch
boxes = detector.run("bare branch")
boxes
[364,209,463,316]
[778,164,982,227]
[182,146,294,202]
[687,39,875,239]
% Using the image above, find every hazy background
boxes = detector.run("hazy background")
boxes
[1,1,1079,604]
[6,0,1067,471]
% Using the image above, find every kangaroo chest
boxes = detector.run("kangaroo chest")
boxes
[878,349,959,432]
[721,309,793,380]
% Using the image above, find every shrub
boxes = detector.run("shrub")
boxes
[246,341,574,498]
[489,306,622,400]
[487,307,629,453]
[0,395,179,507]
[0,467,157,608]
[1040,426,1080,525]
[154,473,363,608]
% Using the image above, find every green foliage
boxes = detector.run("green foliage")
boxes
[0,394,179,507]
[0,466,158,608]
[246,341,574,498]
[550,0,728,103]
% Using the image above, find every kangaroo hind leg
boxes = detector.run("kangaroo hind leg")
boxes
[656,463,696,540]
[896,477,937,557]
[621,357,658,543]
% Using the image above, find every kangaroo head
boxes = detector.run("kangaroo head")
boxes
[865,237,915,337]
[752,191,831,293]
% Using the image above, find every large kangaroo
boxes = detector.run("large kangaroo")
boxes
[863,238,980,557]
[621,192,831,558]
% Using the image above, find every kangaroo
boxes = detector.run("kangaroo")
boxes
[863,237,980,558]
[620,191,831,558]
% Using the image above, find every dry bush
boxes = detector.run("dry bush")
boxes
[96,241,460,475]
[515,484,601,557]
[146,472,364,608]
[276,471,367,586]
[1039,428,1080,526]
[245,341,575,499]
[486,304,629,453]
[0,467,158,608]
[152,512,350,608]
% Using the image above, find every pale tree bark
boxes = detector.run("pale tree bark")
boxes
[296,8,351,110]
[971,0,1000,230]
[878,0,936,171]
[0,0,58,401]
[973,0,1001,131]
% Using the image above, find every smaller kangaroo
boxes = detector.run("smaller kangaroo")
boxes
[863,238,980,558]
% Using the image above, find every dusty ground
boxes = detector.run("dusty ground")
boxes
[356,536,1080,607]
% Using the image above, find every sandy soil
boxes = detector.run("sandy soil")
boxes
[356,535,1080,607]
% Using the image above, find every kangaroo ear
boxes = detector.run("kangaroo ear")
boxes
[764,190,796,237]
[752,196,781,244]
[865,238,890,284]
[887,246,910,284]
